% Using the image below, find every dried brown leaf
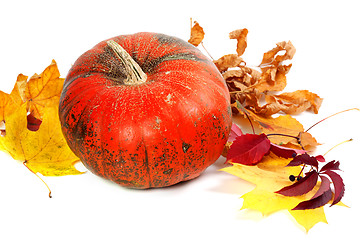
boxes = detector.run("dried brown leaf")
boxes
[223,67,259,86]
[188,21,205,47]
[213,54,244,72]
[229,28,248,56]
[273,90,323,114]
[260,41,296,68]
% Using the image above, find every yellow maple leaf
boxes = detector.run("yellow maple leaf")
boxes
[25,59,65,119]
[0,74,27,122]
[0,104,81,176]
[0,61,82,176]
[221,153,328,232]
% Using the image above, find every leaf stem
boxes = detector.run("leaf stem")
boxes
[23,161,52,198]
[201,42,214,60]
[296,164,306,181]
[323,138,353,156]
[266,133,305,150]
[305,108,359,132]
[235,101,255,134]
[266,133,299,140]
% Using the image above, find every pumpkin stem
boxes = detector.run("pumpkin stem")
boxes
[106,40,147,85]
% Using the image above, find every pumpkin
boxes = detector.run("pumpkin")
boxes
[59,32,232,189]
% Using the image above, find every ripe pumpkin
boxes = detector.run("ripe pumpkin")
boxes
[59,32,232,189]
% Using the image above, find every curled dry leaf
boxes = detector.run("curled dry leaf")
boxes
[188,20,205,47]
[210,28,321,118]
[213,54,244,73]
[229,28,248,56]
[260,41,296,68]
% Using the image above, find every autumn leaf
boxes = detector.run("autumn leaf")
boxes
[226,133,271,165]
[188,20,205,47]
[292,176,333,210]
[233,101,320,149]
[223,123,305,160]
[213,54,244,73]
[221,155,329,232]
[265,90,323,115]
[260,41,296,68]
[229,28,248,56]
[210,29,322,118]
[25,60,65,119]
[276,170,319,196]
[0,74,27,122]
[0,104,81,176]
[0,61,82,177]
[194,22,349,233]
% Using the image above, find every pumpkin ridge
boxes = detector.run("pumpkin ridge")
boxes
[150,82,187,184]
[142,140,151,188]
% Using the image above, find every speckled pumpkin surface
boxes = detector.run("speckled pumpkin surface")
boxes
[59,32,232,189]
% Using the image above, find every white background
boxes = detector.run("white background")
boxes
[0,0,360,239]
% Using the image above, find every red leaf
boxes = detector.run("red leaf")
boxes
[270,143,305,159]
[226,133,271,165]
[286,153,319,170]
[292,175,332,210]
[228,123,243,142]
[275,170,318,196]
[320,160,340,172]
[323,170,345,206]
[27,112,42,131]
[315,155,326,162]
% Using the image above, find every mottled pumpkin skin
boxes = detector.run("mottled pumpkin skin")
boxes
[59,32,232,189]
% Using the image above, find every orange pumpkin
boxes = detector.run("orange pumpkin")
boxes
[59,32,232,188]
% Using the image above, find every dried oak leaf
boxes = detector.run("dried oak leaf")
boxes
[229,28,248,56]
[188,21,205,47]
